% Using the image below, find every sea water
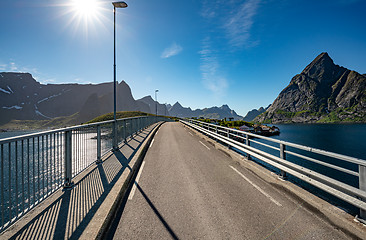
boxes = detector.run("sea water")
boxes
[248,124,366,215]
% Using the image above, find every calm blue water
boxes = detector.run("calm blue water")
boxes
[272,124,366,160]
[235,124,366,215]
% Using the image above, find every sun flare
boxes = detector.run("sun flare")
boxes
[57,0,108,37]
[71,0,99,18]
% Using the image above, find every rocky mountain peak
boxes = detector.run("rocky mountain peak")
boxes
[220,104,230,110]
[301,52,346,84]
[254,52,366,123]
[173,102,183,108]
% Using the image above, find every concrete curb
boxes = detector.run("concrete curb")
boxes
[182,123,366,240]
[83,121,163,240]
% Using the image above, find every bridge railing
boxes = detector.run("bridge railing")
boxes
[180,119,366,221]
[0,115,166,232]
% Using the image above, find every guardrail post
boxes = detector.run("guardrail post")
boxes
[123,119,127,143]
[246,134,251,160]
[280,143,287,179]
[138,117,141,132]
[359,165,366,221]
[113,120,118,151]
[96,125,102,164]
[64,130,73,188]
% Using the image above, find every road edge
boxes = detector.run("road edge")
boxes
[89,121,163,240]
[182,122,366,240]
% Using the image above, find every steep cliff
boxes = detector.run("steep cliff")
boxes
[255,52,366,123]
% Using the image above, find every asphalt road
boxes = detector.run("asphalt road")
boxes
[109,122,351,239]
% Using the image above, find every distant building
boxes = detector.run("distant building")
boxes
[239,125,254,132]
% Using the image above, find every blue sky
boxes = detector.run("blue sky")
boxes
[1,0,366,116]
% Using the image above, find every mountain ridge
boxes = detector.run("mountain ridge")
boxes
[254,52,366,123]
[0,72,243,126]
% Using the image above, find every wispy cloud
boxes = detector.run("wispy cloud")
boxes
[0,64,7,71]
[201,0,260,49]
[0,60,54,83]
[199,37,228,96]
[161,42,183,58]
[1,61,30,73]
[224,0,260,48]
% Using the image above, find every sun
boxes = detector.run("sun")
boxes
[56,0,108,38]
[71,0,99,18]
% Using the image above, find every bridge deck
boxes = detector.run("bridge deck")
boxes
[0,123,159,240]
[108,122,354,239]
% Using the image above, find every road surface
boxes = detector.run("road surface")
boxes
[108,122,351,239]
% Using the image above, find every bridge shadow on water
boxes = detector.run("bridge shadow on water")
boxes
[7,130,149,240]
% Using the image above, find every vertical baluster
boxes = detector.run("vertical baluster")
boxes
[27,139,30,210]
[83,129,85,170]
[280,143,287,179]
[359,165,366,220]
[15,141,18,218]
[73,129,81,176]
[42,135,45,198]
[123,120,127,143]
[1,144,4,228]
[21,140,24,214]
[8,143,12,222]
[57,132,60,187]
[246,134,250,160]
[33,138,36,206]
[52,133,56,189]
[37,136,40,202]
[46,135,49,196]
[97,125,101,164]
[64,130,73,188]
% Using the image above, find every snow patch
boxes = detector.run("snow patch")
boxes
[34,93,38,96]
[35,110,51,119]
[7,86,14,93]
[0,88,11,94]
[27,96,29,98]
[22,86,26,89]
[2,105,23,110]
[0,74,3,78]
[37,93,62,104]
[34,104,51,119]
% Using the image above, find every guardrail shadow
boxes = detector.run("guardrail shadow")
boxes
[7,127,151,240]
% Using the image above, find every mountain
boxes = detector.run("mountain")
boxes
[137,96,169,116]
[0,72,151,125]
[168,102,243,120]
[0,72,244,126]
[254,52,366,123]
[243,105,270,122]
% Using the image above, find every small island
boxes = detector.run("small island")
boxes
[194,118,280,137]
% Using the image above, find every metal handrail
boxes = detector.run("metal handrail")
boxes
[181,119,366,219]
[0,115,168,232]
[185,119,366,167]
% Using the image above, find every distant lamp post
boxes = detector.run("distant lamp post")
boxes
[155,89,159,116]
[112,1,128,150]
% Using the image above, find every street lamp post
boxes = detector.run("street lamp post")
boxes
[112,1,127,150]
[155,89,159,116]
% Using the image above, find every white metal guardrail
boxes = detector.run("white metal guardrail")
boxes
[0,116,167,232]
[180,119,366,221]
